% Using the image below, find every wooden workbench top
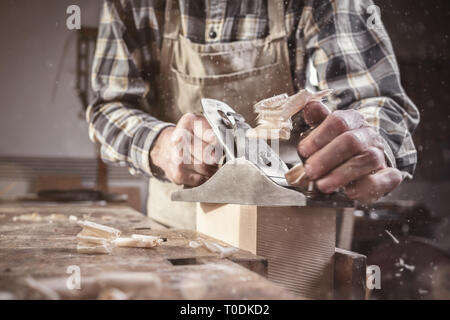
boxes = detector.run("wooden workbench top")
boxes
[0,203,296,300]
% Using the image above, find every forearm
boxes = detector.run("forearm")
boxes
[301,0,420,178]
[88,1,176,177]
[86,101,174,177]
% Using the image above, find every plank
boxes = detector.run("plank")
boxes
[197,204,336,299]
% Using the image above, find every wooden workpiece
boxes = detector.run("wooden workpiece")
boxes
[197,204,337,299]
[0,203,296,300]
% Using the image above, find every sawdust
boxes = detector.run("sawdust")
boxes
[396,258,416,272]
[385,229,400,244]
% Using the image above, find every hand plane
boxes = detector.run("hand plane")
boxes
[171,99,353,208]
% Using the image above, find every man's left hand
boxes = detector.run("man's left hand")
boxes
[297,102,403,204]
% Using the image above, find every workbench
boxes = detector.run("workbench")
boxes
[0,203,297,300]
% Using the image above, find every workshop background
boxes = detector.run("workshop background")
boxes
[0,0,449,299]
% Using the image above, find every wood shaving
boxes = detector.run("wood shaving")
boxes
[76,220,121,254]
[77,233,111,246]
[76,221,164,254]
[13,212,42,222]
[385,230,400,244]
[285,163,310,188]
[114,234,163,248]
[199,239,238,258]
[77,220,121,240]
[189,240,201,248]
[247,89,333,140]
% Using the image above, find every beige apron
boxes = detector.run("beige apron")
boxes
[147,0,295,229]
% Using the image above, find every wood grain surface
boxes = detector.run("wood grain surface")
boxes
[0,203,297,300]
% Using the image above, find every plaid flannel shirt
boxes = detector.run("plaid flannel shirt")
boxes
[87,0,419,179]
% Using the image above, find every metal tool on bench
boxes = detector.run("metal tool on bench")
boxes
[171,98,353,208]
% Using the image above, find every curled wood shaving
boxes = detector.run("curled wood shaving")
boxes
[77,220,121,240]
[76,220,121,254]
[76,220,165,254]
[114,234,163,248]
[247,89,333,140]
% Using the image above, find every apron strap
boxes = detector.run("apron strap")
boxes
[163,0,286,41]
[163,0,180,40]
[268,0,287,40]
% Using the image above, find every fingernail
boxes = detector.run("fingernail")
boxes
[316,179,335,194]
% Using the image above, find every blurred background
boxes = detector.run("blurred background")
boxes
[0,0,449,299]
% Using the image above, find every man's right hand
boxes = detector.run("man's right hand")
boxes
[150,113,218,186]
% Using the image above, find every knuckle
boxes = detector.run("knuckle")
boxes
[330,112,350,133]
[350,109,364,121]
[365,147,384,168]
[179,113,195,126]
[172,169,185,184]
[366,174,378,188]
[190,174,203,186]
[342,131,364,154]
[365,126,385,148]
[390,169,403,187]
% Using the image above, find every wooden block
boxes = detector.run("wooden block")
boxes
[336,208,355,251]
[197,204,336,299]
[197,203,257,253]
[334,248,367,300]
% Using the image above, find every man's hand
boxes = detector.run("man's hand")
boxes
[297,102,403,204]
[150,113,218,187]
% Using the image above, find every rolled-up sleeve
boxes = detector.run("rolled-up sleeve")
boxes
[87,0,174,177]
[300,0,420,179]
